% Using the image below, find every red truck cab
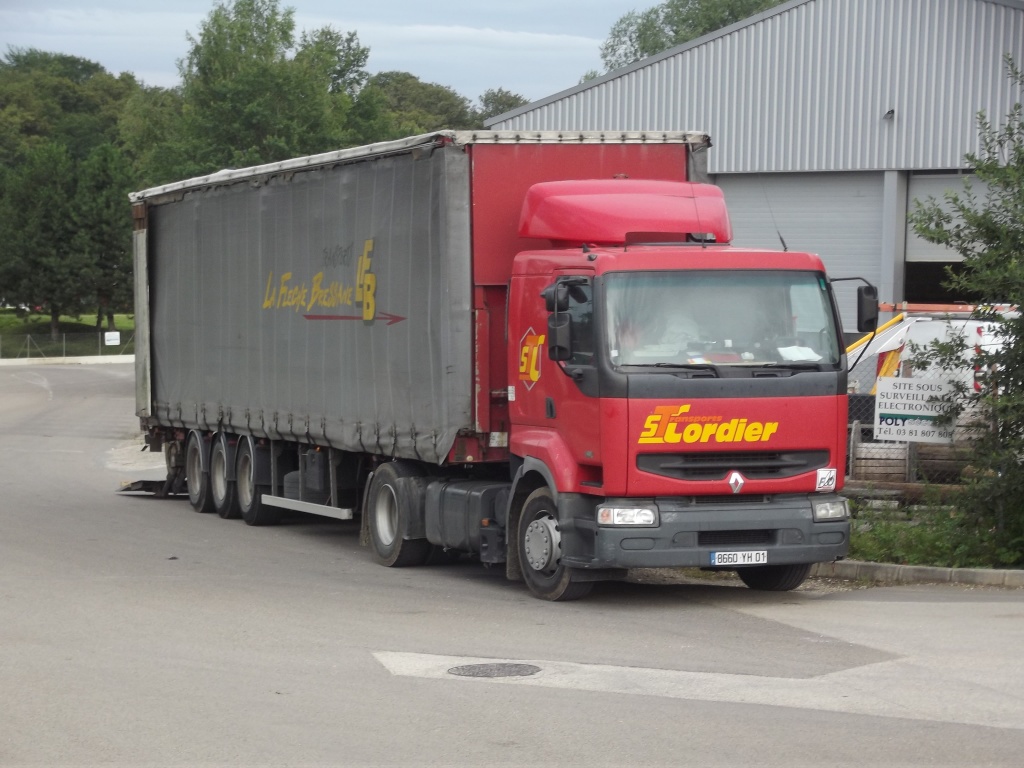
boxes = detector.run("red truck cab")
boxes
[503,180,853,599]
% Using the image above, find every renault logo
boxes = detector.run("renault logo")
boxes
[727,471,745,494]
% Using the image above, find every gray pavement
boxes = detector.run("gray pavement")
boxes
[4,360,1024,766]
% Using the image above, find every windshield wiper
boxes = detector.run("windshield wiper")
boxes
[738,361,824,371]
[619,362,718,369]
[618,362,721,376]
[652,362,717,370]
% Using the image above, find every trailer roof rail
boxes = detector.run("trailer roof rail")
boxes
[129,130,712,204]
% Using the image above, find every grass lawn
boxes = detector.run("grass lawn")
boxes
[0,308,136,358]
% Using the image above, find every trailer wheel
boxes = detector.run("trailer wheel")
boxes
[737,563,811,591]
[236,439,280,526]
[185,432,215,514]
[366,463,431,567]
[517,488,592,601]
[210,437,240,519]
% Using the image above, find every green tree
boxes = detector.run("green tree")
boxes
[908,56,1024,565]
[600,0,786,71]
[118,84,186,188]
[175,0,371,176]
[600,7,674,72]
[0,50,141,333]
[344,83,395,145]
[0,48,138,165]
[477,88,529,124]
[365,71,477,138]
[0,142,95,339]
[302,28,369,96]
[73,143,134,330]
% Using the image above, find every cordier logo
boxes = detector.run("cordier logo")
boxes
[639,404,779,445]
[518,328,546,390]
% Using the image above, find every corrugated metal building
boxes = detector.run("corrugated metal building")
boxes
[486,0,1024,326]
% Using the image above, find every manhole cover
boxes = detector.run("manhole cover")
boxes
[448,663,541,678]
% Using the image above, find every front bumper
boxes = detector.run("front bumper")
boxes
[558,493,849,570]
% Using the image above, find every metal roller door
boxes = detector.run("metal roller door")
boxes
[906,173,976,262]
[714,172,885,331]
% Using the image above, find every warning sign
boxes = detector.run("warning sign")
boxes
[873,377,954,443]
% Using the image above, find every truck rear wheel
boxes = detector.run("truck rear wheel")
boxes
[366,462,431,567]
[236,439,280,526]
[737,563,811,591]
[517,488,592,601]
[185,432,215,514]
[210,437,240,519]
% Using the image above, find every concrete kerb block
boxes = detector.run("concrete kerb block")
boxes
[899,565,953,584]
[810,562,831,578]
[813,559,1023,587]
[813,560,895,582]
[832,561,864,581]
[813,560,1023,587]
[1003,570,1024,588]
[852,561,902,583]
[954,568,1007,587]
[0,354,134,367]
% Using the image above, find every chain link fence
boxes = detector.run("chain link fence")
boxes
[0,331,135,360]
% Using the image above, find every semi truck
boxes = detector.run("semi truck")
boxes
[130,130,876,600]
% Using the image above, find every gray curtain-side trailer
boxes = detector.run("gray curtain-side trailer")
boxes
[129,130,712,596]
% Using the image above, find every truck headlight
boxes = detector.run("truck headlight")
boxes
[812,499,849,521]
[597,506,658,526]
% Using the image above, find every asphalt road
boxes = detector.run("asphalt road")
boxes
[2,362,1024,767]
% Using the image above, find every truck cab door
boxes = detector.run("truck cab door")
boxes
[510,269,602,489]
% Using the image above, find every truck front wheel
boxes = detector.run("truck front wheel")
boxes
[366,462,431,567]
[236,439,280,526]
[185,432,215,514]
[737,563,811,591]
[518,488,592,601]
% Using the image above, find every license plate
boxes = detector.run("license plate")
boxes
[710,550,768,566]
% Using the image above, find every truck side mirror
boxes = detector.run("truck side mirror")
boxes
[548,313,572,361]
[857,285,879,333]
[541,283,570,312]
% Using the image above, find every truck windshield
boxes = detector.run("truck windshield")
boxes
[605,270,841,368]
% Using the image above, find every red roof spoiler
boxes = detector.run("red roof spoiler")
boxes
[519,180,732,247]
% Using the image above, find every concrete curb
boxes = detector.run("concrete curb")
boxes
[0,355,134,367]
[811,560,1024,588]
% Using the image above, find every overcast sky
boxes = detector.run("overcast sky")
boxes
[0,0,635,104]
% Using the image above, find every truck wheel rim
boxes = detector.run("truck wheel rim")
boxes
[186,441,203,502]
[211,447,226,503]
[524,514,560,573]
[237,452,252,508]
[374,484,399,546]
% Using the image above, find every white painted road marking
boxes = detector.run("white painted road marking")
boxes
[374,651,1024,730]
[11,372,53,400]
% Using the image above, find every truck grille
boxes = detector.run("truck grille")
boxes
[637,450,828,481]
[699,529,773,547]
[691,494,768,505]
